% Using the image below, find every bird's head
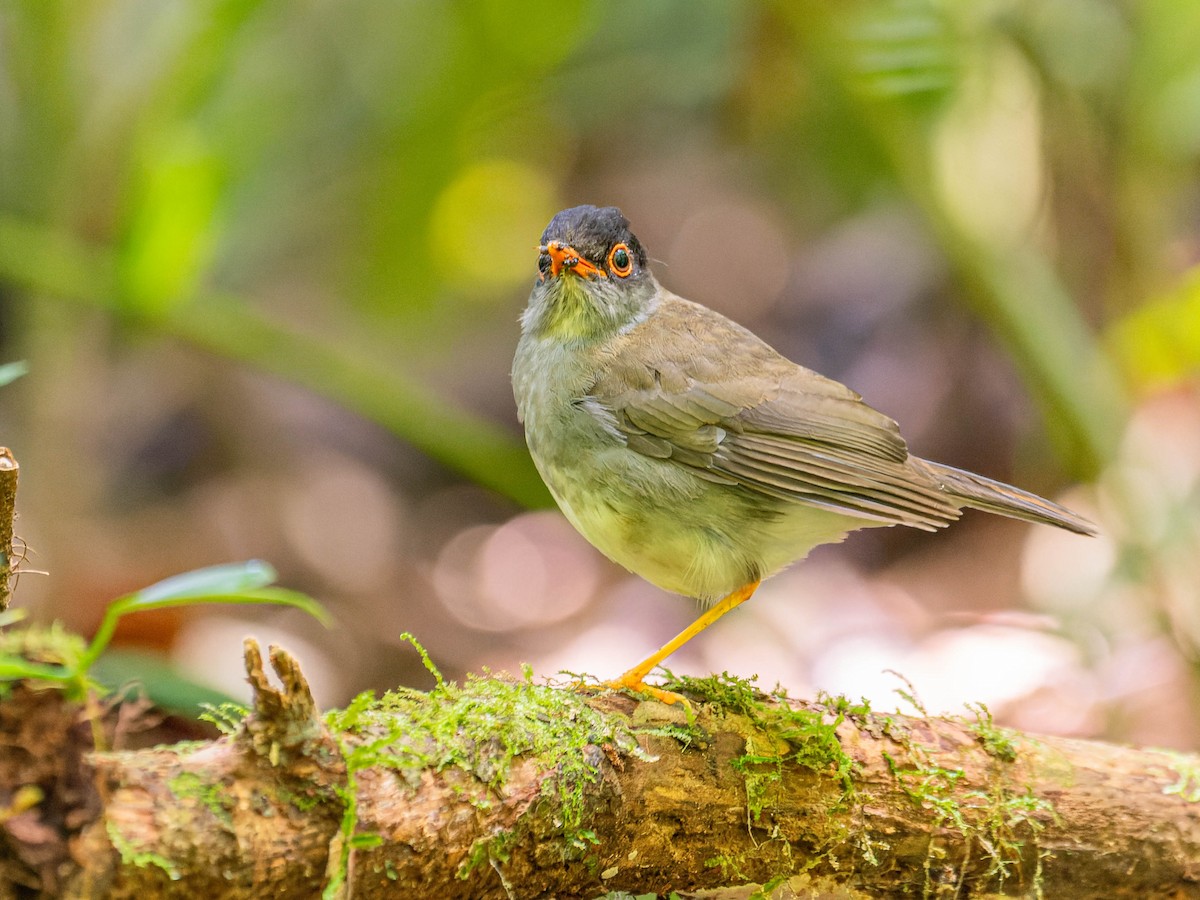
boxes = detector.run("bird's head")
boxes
[521,205,657,342]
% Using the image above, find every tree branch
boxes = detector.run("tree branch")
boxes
[3,640,1199,899]
[0,448,17,612]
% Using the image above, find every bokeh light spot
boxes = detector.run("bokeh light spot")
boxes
[429,159,556,290]
[668,201,789,319]
[432,511,601,632]
[282,455,407,594]
[933,46,1044,247]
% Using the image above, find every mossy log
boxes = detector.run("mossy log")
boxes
[2,639,1200,899]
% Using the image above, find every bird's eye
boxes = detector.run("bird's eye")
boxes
[608,243,633,277]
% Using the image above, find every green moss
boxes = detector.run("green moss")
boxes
[277,780,333,813]
[663,672,859,795]
[197,700,249,736]
[964,702,1018,762]
[106,820,180,881]
[328,670,641,824]
[704,852,749,883]
[731,749,786,823]
[663,670,1053,895]
[312,643,1053,896]
[659,672,876,879]
[167,770,234,827]
[883,696,1055,897]
[970,788,1055,885]
[633,719,705,751]
[322,634,647,889]
[753,874,792,899]
[0,622,90,700]
[659,668,766,718]
[459,827,517,880]
[1162,750,1200,802]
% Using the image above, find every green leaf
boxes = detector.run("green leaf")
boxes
[79,560,330,675]
[843,0,959,106]
[108,560,330,626]
[119,587,331,626]
[0,361,27,387]
[118,126,223,316]
[0,654,70,682]
[90,649,238,716]
[115,559,278,607]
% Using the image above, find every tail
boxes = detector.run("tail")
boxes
[914,458,1098,536]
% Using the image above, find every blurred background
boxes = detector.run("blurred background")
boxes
[1,0,1199,747]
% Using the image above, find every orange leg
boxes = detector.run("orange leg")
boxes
[604,580,761,704]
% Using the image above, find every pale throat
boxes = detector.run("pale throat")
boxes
[527,277,608,342]
[529,275,657,344]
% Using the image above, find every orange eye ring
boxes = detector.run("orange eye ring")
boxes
[607,243,634,277]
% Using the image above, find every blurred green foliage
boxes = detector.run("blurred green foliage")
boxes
[1,0,1199,492]
[1109,270,1200,391]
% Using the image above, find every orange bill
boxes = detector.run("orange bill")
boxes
[542,241,607,279]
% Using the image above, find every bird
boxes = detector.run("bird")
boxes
[511,204,1096,704]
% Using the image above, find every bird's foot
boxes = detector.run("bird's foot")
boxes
[570,671,687,705]
[606,679,688,706]
[595,670,689,707]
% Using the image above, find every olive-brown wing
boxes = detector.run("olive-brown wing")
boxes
[581,294,961,529]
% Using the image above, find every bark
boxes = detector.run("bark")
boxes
[0,448,17,612]
[2,639,1199,899]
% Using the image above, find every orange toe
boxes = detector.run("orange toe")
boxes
[602,672,688,706]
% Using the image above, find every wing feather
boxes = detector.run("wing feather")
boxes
[578,293,960,528]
